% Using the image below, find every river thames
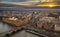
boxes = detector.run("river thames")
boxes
[0,22,39,37]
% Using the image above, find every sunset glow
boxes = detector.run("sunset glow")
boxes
[48,4,55,7]
[37,4,60,7]
[36,2,60,7]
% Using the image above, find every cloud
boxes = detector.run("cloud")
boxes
[0,0,59,6]
[0,0,40,2]
[0,0,40,5]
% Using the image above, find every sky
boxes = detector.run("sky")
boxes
[0,0,39,4]
[0,0,60,2]
[0,0,60,5]
[0,0,37,2]
[0,0,40,2]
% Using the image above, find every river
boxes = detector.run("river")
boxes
[0,22,39,37]
[0,22,13,33]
